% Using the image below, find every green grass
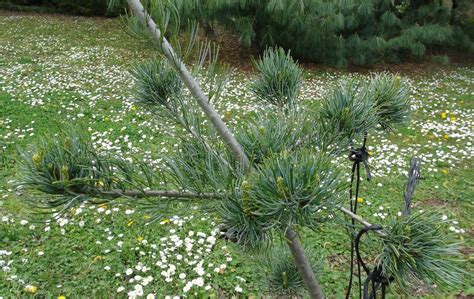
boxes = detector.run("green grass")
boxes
[0,11,473,298]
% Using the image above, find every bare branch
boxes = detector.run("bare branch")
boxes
[338,206,385,236]
[95,187,384,236]
[99,189,220,199]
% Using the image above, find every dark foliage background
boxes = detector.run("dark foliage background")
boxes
[0,0,126,16]
[173,0,474,66]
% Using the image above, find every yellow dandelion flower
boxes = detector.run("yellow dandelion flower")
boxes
[161,219,170,224]
[131,105,137,112]
[443,134,449,140]
[441,112,447,119]
[441,169,448,174]
[58,295,66,299]
[137,236,144,242]
[357,197,364,203]
[24,285,38,294]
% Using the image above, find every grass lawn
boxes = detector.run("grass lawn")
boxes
[0,11,473,298]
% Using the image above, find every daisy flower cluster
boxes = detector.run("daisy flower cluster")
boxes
[1,202,254,297]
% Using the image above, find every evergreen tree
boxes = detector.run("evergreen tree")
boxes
[167,0,473,66]
[18,1,467,297]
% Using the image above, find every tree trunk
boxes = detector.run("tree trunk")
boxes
[285,227,325,299]
[126,0,251,172]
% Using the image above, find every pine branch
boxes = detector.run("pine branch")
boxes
[338,206,385,236]
[99,189,220,199]
[126,0,251,171]
[93,188,385,235]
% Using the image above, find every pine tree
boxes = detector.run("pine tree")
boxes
[165,0,473,66]
[18,1,467,297]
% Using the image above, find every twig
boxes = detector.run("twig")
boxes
[99,189,220,199]
[338,206,385,236]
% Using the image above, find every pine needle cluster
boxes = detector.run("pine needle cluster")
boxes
[320,73,411,141]
[259,245,322,296]
[378,212,466,292]
[18,131,149,210]
[250,47,303,109]
[219,150,343,247]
